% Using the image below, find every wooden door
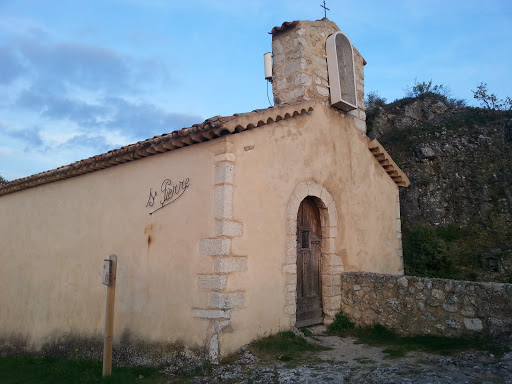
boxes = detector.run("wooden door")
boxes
[295,197,323,327]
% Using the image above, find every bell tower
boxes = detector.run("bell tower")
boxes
[269,19,367,133]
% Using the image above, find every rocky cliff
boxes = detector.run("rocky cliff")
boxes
[367,97,512,282]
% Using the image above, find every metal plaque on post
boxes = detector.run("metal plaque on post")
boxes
[102,254,117,377]
[102,259,112,286]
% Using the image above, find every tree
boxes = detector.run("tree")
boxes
[365,91,387,111]
[472,83,512,111]
[0,175,7,184]
[364,91,388,138]
[404,79,466,108]
[405,79,448,99]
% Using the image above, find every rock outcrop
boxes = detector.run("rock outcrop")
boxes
[368,97,512,281]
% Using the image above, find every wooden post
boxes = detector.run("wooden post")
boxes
[102,254,117,377]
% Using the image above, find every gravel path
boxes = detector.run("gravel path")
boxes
[168,333,512,384]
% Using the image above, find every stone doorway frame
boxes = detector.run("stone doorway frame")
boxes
[283,181,343,325]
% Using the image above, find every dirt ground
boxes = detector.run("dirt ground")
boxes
[169,329,512,384]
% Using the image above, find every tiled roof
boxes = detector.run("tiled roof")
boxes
[0,101,315,196]
[368,139,410,187]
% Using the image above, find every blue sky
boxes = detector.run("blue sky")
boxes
[1,0,511,180]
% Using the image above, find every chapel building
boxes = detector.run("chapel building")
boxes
[0,18,409,360]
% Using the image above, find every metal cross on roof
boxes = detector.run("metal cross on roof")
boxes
[320,1,330,18]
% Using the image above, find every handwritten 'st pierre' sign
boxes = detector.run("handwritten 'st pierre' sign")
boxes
[146,178,190,215]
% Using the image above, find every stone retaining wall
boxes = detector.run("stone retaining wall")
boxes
[340,272,512,337]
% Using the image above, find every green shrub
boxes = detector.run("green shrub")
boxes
[365,91,387,111]
[405,79,448,99]
[402,219,512,282]
[402,225,455,278]
[327,312,355,335]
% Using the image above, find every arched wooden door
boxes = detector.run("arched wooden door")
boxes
[296,197,323,327]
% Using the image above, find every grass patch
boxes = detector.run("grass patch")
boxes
[0,356,167,383]
[250,331,329,362]
[355,324,490,357]
[327,313,495,358]
[171,364,213,384]
[354,357,376,364]
[327,312,355,335]
[300,327,313,337]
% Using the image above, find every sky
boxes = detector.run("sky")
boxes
[1,0,511,181]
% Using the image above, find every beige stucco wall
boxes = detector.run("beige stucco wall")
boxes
[219,104,402,355]
[0,141,215,349]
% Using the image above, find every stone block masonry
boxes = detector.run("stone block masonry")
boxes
[340,272,512,337]
[284,181,343,325]
[271,19,367,133]
[195,139,247,362]
[272,20,339,106]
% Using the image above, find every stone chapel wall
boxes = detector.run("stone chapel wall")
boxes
[215,103,403,356]
[340,272,512,337]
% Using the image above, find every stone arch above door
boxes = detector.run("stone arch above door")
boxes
[283,181,343,325]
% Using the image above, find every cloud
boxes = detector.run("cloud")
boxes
[53,134,114,155]
[1,19,174,97]
[0,18,202,179]
[14,37,132,93]
[0,96,202,179]
[16,86,111,125]
[5,95,202,149]
[49,43,131,90]
[13,89,202,139]
[2,91,202,163]
[6,126,44,150]
[0,46,25,84]
[102,97,202,137]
